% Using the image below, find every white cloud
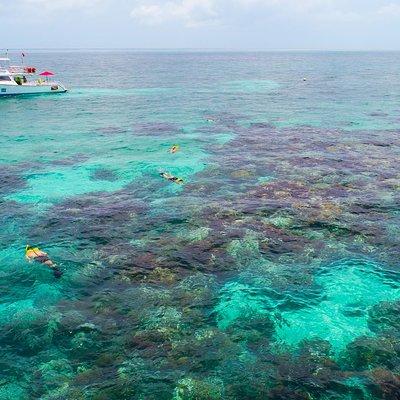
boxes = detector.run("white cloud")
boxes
[236,0,333,11]
[378,2,400,16]
[130,0,400,27]
[130,0,352,26]
[131,0,219,27]
[5,0,398,26]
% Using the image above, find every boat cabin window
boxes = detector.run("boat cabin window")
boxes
[0,76,12,81]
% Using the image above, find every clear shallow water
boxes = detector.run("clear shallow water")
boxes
[1,51,400,399]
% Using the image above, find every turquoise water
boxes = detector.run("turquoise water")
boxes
[1,51,400,399]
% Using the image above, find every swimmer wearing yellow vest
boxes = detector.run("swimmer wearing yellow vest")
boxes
[169,144,180,154]
[25,245,63,278]
[160,172,184,185]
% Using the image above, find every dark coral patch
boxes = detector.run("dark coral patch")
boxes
[132,122,180,137]
[33,190,147,247]
[0,165,27,195]
[96,126,127,135]
[368,301,400,335]
[50,153,90,166]
[90,168,119,182]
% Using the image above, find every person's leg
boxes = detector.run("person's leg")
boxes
[44,260,55,268]
[44,260,63,278]
[53,268,63,278]
[35,257,62,277]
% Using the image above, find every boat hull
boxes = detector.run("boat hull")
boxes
[0,84,67,96]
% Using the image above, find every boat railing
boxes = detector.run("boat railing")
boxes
[8,65,37,74]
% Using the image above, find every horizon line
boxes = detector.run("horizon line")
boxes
[3,47,400,52]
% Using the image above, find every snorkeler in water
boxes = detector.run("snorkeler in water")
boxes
[160,172,184,184]
[169,144,180,154]
[25,245,63,278]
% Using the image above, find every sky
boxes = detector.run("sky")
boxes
[1,0,400,50]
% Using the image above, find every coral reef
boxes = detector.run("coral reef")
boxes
[2,59,400,399]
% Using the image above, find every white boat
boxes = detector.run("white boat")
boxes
[0,57,67,96]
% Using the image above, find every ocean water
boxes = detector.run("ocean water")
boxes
[1,51,400,399]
